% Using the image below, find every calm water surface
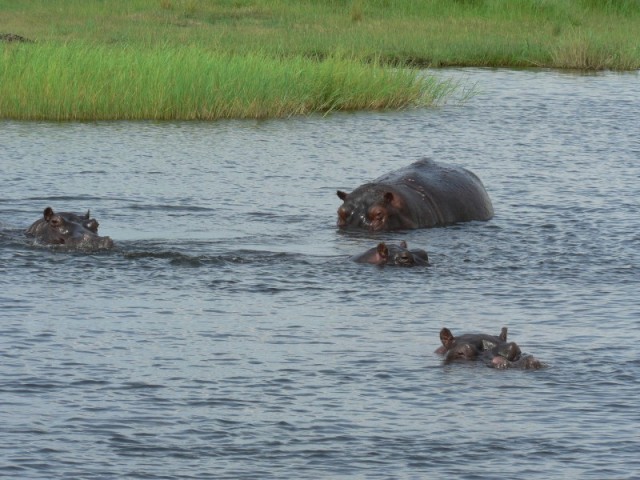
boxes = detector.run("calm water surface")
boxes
[1,69,639,479]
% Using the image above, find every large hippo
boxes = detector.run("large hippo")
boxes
[350,241,428,266]
[337,158,493,231]
[436,327,543,370]
[26,207,114,250]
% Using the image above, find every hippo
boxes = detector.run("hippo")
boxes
[350,241,428,266]
[436,327,543,370]
[25,207,114,250]
[337,158,493,231]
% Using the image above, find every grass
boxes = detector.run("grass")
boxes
[0,44,454,120]
[1,0,639,120]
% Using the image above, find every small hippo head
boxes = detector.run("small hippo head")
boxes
[383,241,428,266]
[337,185,416,231]
[350,241,428,267]
[439,326,512,363]
[27,207,114,250]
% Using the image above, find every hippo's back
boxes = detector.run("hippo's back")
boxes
[376,158,494,223]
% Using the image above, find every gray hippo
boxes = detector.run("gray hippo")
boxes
[350,241,428,266]
[436,327,543,370]
[337,158,493,231]
[26,207,114,250]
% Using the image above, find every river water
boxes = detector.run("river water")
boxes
[1,69,639,479]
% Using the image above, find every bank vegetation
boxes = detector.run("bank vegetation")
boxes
[1,0,638,120]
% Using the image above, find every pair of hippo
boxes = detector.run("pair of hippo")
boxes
[26,158,541,368]
[341,157,493,266]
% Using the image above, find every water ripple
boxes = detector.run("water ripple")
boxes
[1,69,639,479]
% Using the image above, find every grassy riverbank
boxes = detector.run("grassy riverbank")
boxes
[1,44,452,120]
[1,0,639,120]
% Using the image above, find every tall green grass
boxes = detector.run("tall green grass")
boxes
[0,44,453,120]
[1,0,639,119]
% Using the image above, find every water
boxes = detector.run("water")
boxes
[1,69,639,479]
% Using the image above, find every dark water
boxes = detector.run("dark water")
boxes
[1,69,639,479]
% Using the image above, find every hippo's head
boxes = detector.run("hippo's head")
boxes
[439,326,515,363]
[337,185,416,231]
[350,241,429,267]
[26,207,114,250]
[381,241,428,266]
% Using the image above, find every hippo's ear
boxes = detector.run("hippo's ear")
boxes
[84,210,90,219]
[337,190,348,201]
[43,207,54,221]
[440,328,455,349]
[383,191,404,209]
[376,242,389,260]
[500,327,508,342]
[399,240,408,249]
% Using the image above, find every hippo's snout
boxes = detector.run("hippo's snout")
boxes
[98,236,114,250]
[82,233,113,250]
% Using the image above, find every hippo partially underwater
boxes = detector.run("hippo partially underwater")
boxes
[26,207,114,250]
[436,327,543,370]
[337,158,493,231]
[350,241,428,267]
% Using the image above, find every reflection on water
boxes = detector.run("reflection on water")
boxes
[1,69,639,479]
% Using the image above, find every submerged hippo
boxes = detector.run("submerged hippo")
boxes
[350,241,428,266]
[337,158,493,231]
[436,327,543,370]
[26,207,114,250]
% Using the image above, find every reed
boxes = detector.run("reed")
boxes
[0,44,453,120]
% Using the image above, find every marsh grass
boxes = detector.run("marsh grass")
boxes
[1,0,639,120]
[550,28,638,71]
[0,44,453,120]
